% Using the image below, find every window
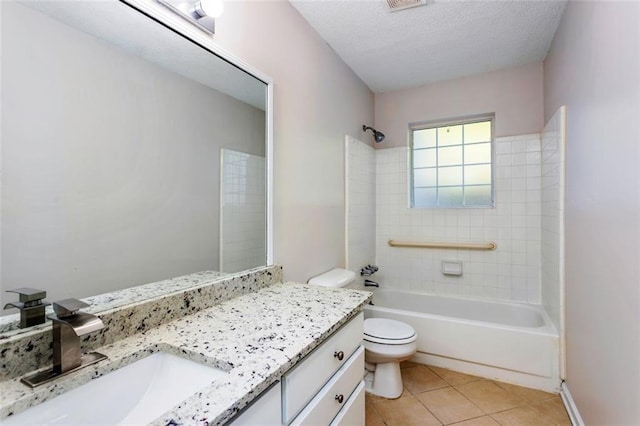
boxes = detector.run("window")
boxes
[410,115,494,208]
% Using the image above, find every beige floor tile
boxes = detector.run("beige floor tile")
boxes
[373,395,442,426]
[455,380,526,414]
[415,387,485,425]
[492,381,557,404]
[429,366,482,386]
[491,405,544,426]
[365,387,410,401]
[366,392,385,403]
[365,401,386,426]
[530,397,571,425]
[402,365,449,394]
[369,363,569,426]
[450,416,500,426]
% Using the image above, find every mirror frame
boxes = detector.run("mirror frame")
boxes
[0,0,274,333]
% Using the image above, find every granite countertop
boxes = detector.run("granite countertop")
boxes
[0,282,371,425]
[0,270,229,336]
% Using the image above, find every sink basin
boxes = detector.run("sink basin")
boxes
[4,352,228,425]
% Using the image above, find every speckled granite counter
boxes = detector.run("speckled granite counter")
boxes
[0,270,230,336]
[0,267,282,381]
[0,283,371,425]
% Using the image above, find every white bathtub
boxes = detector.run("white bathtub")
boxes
[364,289,561,392]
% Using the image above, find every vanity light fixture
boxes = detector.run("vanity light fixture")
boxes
[156,0,223,35]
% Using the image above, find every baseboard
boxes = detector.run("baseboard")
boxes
[411,352,560,393]
[560,381,584,426]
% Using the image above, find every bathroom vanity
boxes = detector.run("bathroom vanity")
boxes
[233,313,365,425]
[0,268,371,425]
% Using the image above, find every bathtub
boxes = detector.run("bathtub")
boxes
[364,289,560,392]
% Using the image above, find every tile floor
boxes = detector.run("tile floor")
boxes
[365,362,571,426]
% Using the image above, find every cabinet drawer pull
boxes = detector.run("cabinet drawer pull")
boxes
[333,351,344,361]
[335,394,344,404]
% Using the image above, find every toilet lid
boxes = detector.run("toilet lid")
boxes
[364,318,417,345]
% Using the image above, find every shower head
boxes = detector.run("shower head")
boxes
[363,125,385,143]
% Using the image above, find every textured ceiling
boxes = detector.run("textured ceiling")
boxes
[290,0,567,93]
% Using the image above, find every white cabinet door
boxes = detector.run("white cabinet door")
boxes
[283,313,363,423]
[330,382,365,426]
[230,381,281,425]
[290,347,364,426]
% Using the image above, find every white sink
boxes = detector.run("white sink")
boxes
[4,352,228,425]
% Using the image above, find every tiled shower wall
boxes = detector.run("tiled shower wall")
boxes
[220,149,266,273]
[541,107,566,332]
[346,136,376,281]
[374,134,543,303]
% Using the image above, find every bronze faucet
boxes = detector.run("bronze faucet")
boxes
[21,299,107,387]
[4,288,50,328]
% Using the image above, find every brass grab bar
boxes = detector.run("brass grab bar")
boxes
[388,240,497,251]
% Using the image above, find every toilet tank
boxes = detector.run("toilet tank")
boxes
[307,268,356,288]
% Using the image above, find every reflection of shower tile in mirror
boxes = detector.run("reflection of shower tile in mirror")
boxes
[220,149,267,273]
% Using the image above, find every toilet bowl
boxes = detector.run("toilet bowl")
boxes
[307,269,418,399]
[363,318,417,399]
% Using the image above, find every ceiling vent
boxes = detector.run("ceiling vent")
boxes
[385,0,428,12]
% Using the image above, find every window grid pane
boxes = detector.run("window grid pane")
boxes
[411,118,493,208]
[437,125,462,146]
[414,128,437,149]
[438,146,462,166]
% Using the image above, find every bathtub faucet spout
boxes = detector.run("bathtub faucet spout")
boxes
[364,279,379,287]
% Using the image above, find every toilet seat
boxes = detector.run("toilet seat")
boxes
[364,318,416,345]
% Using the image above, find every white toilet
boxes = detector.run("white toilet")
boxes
[363,317,417,398]
[308,268,418,399]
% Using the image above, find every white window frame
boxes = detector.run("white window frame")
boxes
[409,114,495,208]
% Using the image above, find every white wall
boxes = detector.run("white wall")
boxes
[374,62,543,148]
[544,2,640,423]
[1,2,264,304]
[213,1,375,282]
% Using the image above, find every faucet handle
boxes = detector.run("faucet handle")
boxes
[53,299,90,318]
[5,288,50,328]
[360,264,379,276]
[6,288,47,304]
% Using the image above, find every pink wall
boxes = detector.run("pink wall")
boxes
[544,1,640,424]
[374,62,543,148]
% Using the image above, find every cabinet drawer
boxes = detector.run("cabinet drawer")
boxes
[283,313,363,423]
[289,346,364,426]
[330,381,365,426]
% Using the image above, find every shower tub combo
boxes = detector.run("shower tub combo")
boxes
[363,289,560,392]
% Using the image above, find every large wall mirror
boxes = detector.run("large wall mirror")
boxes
[0,0,273,327]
